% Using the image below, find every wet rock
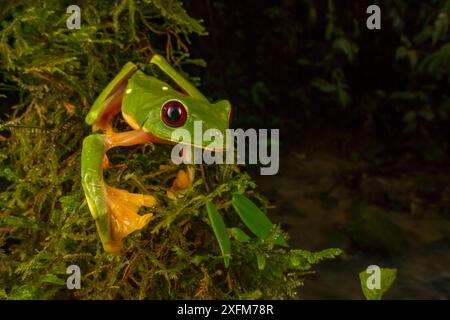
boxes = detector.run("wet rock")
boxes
[347,205,408,254]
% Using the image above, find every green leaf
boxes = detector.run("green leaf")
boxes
[311,78,337,94]
[184,58,207,67]
[231,194,287,246]
[3,215,39,230]
[40,274,66,286]
[289,255,302,268]
[395,46,418,68]
[290,248,342,269]
[359,267,397,300]
[239,290,262,300]
[205,201,231,268]
[256,253,266,270]
[332,37,357,62]
[229,227,251,242]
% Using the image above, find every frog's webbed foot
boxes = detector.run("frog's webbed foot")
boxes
[102,185,156,252]
[167,166,195,200]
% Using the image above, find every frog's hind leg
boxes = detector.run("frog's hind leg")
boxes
[82,130,159,253]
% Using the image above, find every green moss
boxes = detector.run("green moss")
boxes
[0,0,340,299]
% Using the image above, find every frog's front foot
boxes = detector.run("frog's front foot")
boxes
[167,166,195,200]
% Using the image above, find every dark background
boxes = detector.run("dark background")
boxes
[1,0,449,299]
[185,0,450,299]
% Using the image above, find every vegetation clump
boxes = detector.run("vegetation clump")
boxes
[0,1,340,299]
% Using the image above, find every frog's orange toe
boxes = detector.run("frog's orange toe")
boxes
[166,190,177,201]
[172,169,191,191]
[103,185,156,252]
[166,169,194,201]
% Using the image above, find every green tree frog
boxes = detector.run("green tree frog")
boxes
[81,54,231,253]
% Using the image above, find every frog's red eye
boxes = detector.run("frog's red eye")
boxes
[162,100,187,127]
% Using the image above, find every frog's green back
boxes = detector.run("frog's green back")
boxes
[121,70,181,128]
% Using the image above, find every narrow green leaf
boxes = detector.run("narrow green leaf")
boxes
[332,37,357,62]
[256,253,266,270]
[239,290,262,300]
[40,274,66,286]
[229,227,251,242]
[232,194,287,246]
[206,201,231,268]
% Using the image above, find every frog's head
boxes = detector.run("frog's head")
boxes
[153,97,232,150]
[122,55,231,150]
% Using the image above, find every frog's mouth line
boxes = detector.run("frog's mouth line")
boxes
[141,128,231,152]
[176,141,231,152]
